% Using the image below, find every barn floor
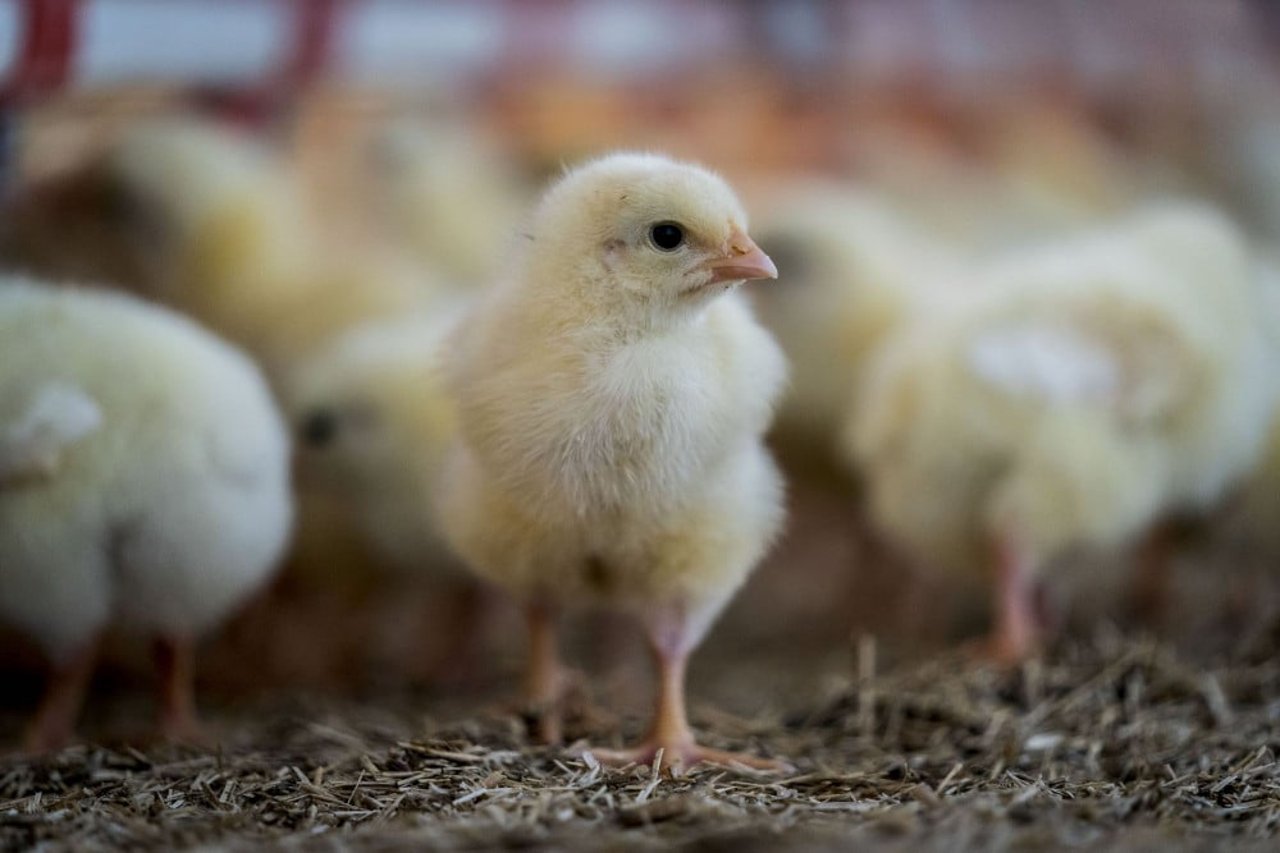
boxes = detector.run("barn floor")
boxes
[3,627,1279,852]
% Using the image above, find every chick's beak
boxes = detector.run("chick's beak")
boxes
[705,228,778,284]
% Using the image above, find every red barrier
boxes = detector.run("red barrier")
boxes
[1,0,80,103]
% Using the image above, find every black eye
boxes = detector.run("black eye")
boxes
[649,222,684,251]
[300,409,338,447]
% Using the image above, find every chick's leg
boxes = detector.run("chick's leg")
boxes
[980,532,1042,664]
[524,601,568,744]
[1130,520,1175,627]
[589,606,791,775]
[414,581,497,688]
[24,636,100,753]
[153,635,201,743]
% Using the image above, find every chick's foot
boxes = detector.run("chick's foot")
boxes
[589,737,792,776]
[154,635,206,745]
[23,636,100,754]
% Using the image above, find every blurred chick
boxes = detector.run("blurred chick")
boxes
[438,153,788,773]
[0,118,432,380]
[847,204,1275,661]
[369,120,530,287]
[0,277,292,750]
[751,183,962,453]
[285,305,491,681]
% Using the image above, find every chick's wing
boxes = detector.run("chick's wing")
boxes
[0,382,103,486]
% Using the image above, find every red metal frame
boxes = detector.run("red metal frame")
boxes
[1,0,80,104]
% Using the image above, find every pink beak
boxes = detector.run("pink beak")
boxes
[705,227,779,284]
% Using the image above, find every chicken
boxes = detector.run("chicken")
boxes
[369,120,530,288]
[437,153,788,773]
[846,204,1275,661]
[284,304,488,681]
[0,277,293,750]
[0,118,432,380]
[751,183,963,452]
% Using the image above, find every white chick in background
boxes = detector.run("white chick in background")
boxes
[750,183,963,452]
[0,278,293,750]
[438,153,788,773]
[847,204,1274,662]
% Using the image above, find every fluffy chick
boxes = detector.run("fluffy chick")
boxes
[0,278,293,750]
[285,307,494,680]
[369,120,530,288]
[437,153,788,773]
[0,118,431,379]
[288,310,460,572]
[847,204,1274,661]
[751,183,962,453]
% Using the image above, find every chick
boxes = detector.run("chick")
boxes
[438,153,788,773]
[751,183,962,453]
[0,119,313,338]
[0,118,431,379]
[0,277,293,750]
[285,306,489,681]
[847,204,1274,661]
[369,120,530,288]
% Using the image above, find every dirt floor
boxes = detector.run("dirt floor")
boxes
[3,626,1280,852]
[2,474,1279,851]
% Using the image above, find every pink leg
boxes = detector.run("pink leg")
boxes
[154,635,202,743]
[524,601,568,744]
[24,637,100,753]
[977,532,1041,664]
[588,606,792,776]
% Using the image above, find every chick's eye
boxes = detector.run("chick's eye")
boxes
[649,222,684,251]
[300,409,338,447]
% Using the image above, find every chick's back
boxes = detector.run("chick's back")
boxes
[0,280,293,660]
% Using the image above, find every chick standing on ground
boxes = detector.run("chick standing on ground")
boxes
[847,205,1274,661]
[285,306,490,681]
[0,278,293,750]
[438,154,787,773]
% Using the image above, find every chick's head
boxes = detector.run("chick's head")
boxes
[286,317,457,495]
[526,153,776,322]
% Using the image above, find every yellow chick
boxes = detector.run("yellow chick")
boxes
[751,182,963,453]
[437,153,788,773]
[284,306,493,680]
[369,119,531,288]
[0,118,432,380]
[847,204,1274,661]
[0,277,293,751]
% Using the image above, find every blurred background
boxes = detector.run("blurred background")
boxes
[2,0,1280,732]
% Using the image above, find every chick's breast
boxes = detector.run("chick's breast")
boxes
[440,292,786,607]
